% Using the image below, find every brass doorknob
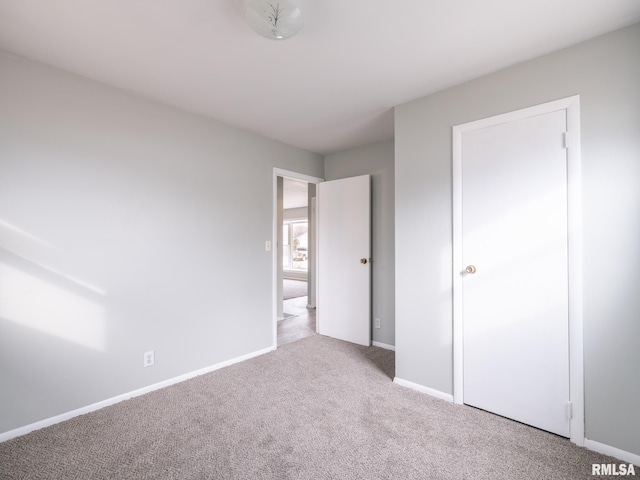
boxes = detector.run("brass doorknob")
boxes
[360,258,368,264]
[465,265,476,274]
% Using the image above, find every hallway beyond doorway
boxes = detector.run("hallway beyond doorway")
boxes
[283,278,308,300]
[278,296,316,346]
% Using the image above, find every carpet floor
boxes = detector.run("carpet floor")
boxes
[0,336,628,479]
[283,279,307,300]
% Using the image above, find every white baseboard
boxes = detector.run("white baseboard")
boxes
[585,438,640,466]
[372,341,395,351]
[393,377,639,466]
[393,377,454,403]
[0,345,276,443]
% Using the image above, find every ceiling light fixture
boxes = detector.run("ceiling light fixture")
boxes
[244,0,303,40]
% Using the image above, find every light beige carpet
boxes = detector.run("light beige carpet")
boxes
[0,335,629,479]
[283,278,307,300]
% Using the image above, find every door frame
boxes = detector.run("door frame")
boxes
[451,96,584,446]
[272,168,323,349]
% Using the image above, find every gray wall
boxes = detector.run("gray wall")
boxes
[0,51,323,434]
[395,24,640,455]
[325,140,395,347]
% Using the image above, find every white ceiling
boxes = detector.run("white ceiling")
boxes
[1,1,639,154]
[283,177,308,210]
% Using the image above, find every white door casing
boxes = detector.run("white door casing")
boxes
[452,97,584,444]
[317,175,371,346]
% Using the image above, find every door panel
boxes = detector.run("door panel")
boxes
[317,175,371,346]
[462,110,570,437]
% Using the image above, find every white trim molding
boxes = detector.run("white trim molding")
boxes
[0,345,275,443]
[585,439,640,466]
[372,341,395,351]
[452,95,584,446]
[393,377,454,403]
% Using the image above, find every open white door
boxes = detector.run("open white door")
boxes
[317,175,371,346]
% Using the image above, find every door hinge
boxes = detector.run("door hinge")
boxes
[566,401,573,420]
[563,132,569,149]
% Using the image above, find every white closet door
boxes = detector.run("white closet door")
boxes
[461,110,570,437]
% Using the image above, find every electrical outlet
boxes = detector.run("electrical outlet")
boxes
[144,351,155,367]
[375,318,381,329]
[265,240,272,252]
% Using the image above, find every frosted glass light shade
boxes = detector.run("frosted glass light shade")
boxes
[244,0,303,40]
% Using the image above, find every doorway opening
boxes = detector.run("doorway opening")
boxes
[272,169,323,348]
[280,178,315,346]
